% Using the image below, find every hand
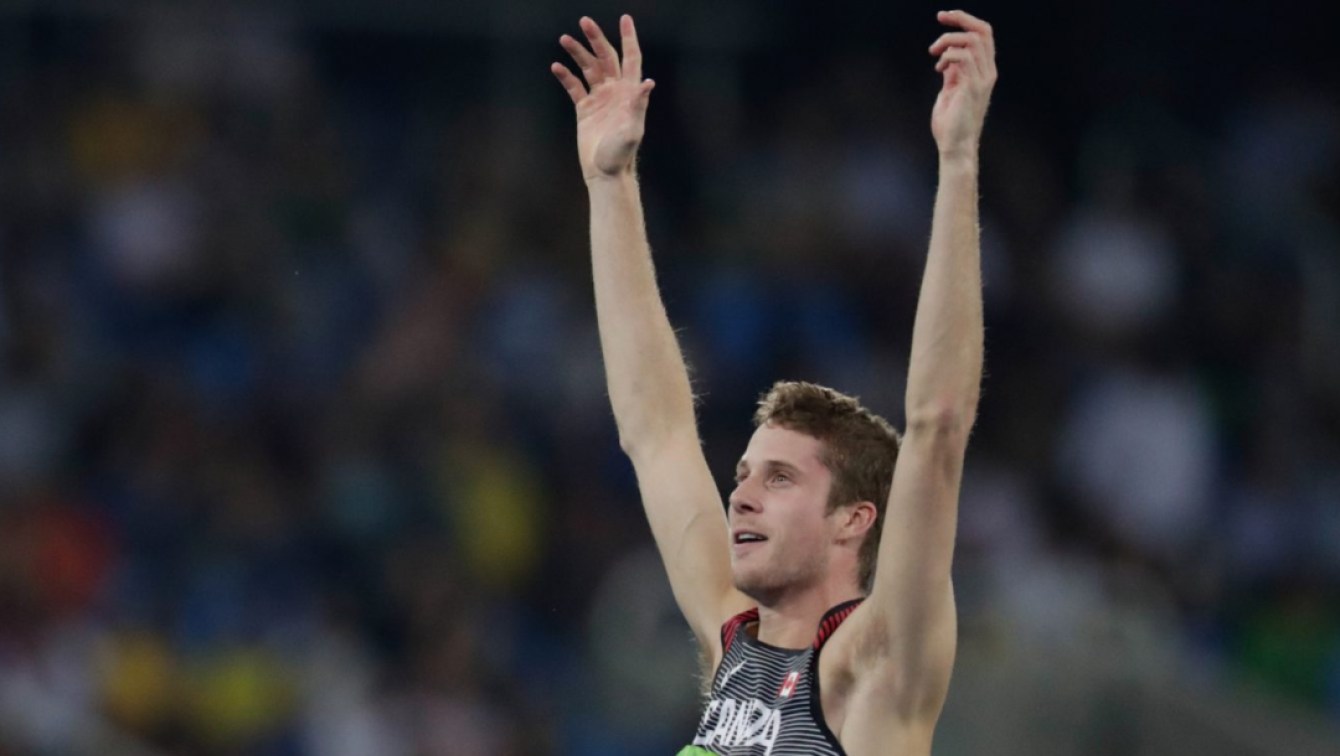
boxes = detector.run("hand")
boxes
[551,15,656,182]
[928,10,998,160]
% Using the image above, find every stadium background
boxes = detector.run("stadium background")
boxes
[0,0,1337,753]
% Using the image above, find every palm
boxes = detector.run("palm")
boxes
[931,69,971,149]
[551,16,655,180]
[578,78,647,177]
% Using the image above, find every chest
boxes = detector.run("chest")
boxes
[692,641,845,755]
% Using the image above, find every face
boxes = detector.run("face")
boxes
[728,423,838,602]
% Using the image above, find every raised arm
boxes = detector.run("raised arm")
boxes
[833,8,996,730]
[551,16,747,658]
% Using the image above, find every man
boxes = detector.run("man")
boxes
[551,9,995,754]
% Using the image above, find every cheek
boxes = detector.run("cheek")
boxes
[780,498,828,546]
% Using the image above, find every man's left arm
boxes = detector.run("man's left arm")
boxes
[837,8,997,721]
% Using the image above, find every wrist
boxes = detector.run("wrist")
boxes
[937,149,979,174]
[584,168,638,191]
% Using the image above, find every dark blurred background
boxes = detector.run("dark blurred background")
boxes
[0,0,1337,754]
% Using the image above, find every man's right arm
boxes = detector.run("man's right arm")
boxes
[553,15,749,659]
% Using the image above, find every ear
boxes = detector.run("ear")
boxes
[834,501,878,543]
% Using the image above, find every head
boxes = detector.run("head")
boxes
[728,382,901,602]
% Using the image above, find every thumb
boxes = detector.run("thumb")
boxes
[633,79,656,113]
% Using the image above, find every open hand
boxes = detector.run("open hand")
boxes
[928,10,997,160]
[551,15,656,182]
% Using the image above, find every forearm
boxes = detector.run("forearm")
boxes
[587,171,697,454]
[904,153,983,432]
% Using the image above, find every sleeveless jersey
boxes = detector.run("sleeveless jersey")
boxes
[681,599,864,756]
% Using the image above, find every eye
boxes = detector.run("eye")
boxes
[770,472,791,485]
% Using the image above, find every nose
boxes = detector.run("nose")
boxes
[729,479,761,514]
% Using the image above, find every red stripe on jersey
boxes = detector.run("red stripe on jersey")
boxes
[722,607,760,654]
[812,599,863,649]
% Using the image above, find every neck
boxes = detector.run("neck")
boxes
[753,584,865,650]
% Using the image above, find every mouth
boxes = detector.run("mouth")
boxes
[731,530,768,555]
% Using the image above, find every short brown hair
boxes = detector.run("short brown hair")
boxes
[754,381,901,592]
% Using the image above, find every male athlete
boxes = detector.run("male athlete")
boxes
[551,10,995,755]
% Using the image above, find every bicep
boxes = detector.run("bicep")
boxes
[628,430,751,660]
[879,426,965,606]
[852,426,966,681]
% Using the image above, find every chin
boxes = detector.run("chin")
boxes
[730,567,759,595]
[732,568,781,603]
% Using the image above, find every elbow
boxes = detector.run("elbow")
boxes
[608,395,660,457]
[616,426,649,458]
[615,416,690,461]
[904,399,977,442]
[612,388,698,459]
[615,421,654,458]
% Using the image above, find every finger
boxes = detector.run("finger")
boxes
[580,16,622,80]
[632,78,656,114]
[550,62,588,105]
[928,31,978,56]
[560,34,604,87]
[935,47,975,75]
[941,10,994,58]
[938,9,993,37]
[931,36,991,80]
[934,48,976,76]
[620,14,643,81]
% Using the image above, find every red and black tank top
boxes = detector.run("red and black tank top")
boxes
[684,599,863,755]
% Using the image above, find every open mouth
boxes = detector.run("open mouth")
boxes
[733,531,768,545]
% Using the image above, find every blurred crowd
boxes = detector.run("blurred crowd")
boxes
[0,4,1337,755]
